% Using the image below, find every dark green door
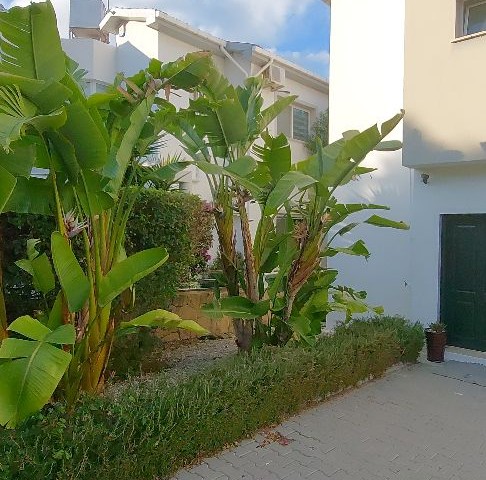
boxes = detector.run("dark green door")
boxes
[441,214,486,351]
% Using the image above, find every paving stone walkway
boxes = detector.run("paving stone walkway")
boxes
[172,361,486,480]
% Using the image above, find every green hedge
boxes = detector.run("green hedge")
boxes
[0,317,424,480]
[125,189,213,316]
[0,189,213,321]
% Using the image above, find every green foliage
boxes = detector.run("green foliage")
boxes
[305,109,329,154]
[125,189,214,315]
[0,213,56,321]
[335,316,425,363]
[1,190,213,321]
[0,317,423,479]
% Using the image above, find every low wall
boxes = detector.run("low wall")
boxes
[161,289,234,341]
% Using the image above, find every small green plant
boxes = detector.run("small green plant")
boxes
[427,321,446,333]
[305,109,329,154]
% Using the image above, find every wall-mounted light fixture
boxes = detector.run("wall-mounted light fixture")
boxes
[421,173,430,185]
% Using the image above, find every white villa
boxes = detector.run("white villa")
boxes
[327,0,486,355]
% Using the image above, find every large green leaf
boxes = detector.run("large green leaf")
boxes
[225,156,257,177]
[98,247,169,307]
[0,1,65,82]
[0,164,16,212]
[160,51,212,89]
[260,95,297,131]
[15,239,56,295]
[195,160,262,199]
[0,137,35,177]
[264,171,316,215]
[106,97,153,195]
[253,132,291,182]
[0,85,67,149]
[4,177,54,215]
[325,240,370,259]
[196,96,248,147]
[202,296,269,320]
[119,309,209,336]
[51,232,90,312]
[364,215,409,230]
[59,102,107,171]
[76,170,114,216]
[48,131,80,184]
[0,316,75,428]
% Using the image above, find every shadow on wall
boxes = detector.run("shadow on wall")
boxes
[116,41,151,78]
[404,127,465,167]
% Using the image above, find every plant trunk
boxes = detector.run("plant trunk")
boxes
[236,192,260,351]
[0,279,7,341]
[280,231,320,345]
[213,189,254,352]
[0,222,7,341]
[233,318,253,351]
[237,192,258,302]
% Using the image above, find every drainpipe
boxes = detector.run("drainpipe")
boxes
[219,45,250,78]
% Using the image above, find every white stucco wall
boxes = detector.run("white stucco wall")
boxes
[62,38,116,84]
[327,0,411,322]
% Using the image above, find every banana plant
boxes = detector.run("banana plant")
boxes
[0,1,211,427]
[168,72,296,350]
[199,112,408,346]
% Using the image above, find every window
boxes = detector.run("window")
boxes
[276,102,314,141]
[292,107,310,141]
[464,1,486,35]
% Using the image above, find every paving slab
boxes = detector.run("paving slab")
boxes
[171,361,486,480]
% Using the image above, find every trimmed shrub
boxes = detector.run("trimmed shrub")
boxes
[0,317,423,480]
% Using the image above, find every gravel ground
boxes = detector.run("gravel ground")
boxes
[106,335,238,396]
[161,335,238,380]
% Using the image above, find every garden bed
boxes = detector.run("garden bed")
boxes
[0,317,423,480]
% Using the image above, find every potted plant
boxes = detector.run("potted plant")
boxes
[426,322,447,362]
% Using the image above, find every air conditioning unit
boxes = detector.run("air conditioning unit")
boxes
[263,65,285,90]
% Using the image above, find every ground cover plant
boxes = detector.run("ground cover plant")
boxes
[0,316,424,480]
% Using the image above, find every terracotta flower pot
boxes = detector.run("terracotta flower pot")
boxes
[425,330,447,362]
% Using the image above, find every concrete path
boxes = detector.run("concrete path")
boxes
[172,361,486,480]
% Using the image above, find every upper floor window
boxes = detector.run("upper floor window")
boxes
[464,1,486,35]
[292,107,310,141]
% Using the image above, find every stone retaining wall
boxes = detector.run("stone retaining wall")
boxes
[160,289,234,341]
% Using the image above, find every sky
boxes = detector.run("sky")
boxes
[5,0,330,78]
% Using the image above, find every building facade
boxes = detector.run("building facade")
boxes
[62,6,329,205]
[327,0,486,353]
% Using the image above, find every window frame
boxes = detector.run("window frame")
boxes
[291,105,311,142]
[463,0,486,36]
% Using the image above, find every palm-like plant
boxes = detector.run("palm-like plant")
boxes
[0,1,212,427]
[197,108,408,346]
[168,73,296,350]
